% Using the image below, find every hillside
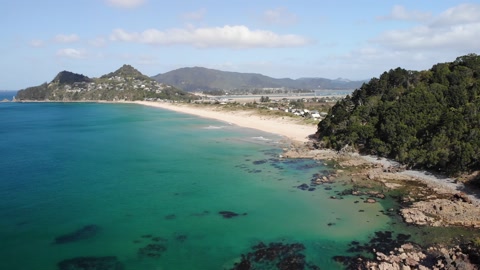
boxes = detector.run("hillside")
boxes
[316,54,480,176]
[152,67,364,91]
[16,65,197,102]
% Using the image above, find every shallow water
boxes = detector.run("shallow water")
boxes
[0,102,392,269]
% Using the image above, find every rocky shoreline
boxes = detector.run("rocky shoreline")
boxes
[284,140,480,269]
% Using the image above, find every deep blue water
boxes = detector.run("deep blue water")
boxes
[0,91,17,101]
[0,102,391,269]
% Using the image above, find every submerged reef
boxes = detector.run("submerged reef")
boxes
[54,224,100,244]
[57,256,124,270]
[231,242,320,270]
[138,243,167,259]
[219,211,248,219]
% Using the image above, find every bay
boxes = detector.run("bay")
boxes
[0,102,391,269]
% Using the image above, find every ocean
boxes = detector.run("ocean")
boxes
[0,90,18,101]
[0,102,394,269]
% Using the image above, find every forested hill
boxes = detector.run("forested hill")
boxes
[152,67,365,91]
[16,65,196,102]
[316,54,480,176]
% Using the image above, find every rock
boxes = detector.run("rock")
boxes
[452,192,472,204]
[364,198,377,203]
[297,183,309,190]
[400,199,480,227]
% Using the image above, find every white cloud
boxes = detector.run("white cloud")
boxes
[54,34,80,43]
[30,39,44,47]
[109,25,310,49]
[181,8,207,21]
[378,5,431,22]
[262,7,298,25]
[106,0,146,8]
[432,3,480,27]
[374,3,480,52]
[56,48,87,59]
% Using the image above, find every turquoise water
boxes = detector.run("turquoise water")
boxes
[0,103,391,269]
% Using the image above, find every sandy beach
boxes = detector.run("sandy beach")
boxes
[134,101,317,143]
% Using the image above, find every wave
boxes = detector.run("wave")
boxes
[203,125,225,129]
[251,136,271,141]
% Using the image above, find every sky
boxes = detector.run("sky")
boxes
[1,0,480,90]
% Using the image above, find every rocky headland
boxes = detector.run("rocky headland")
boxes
[284,140,480,269]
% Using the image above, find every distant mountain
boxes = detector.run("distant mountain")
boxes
[152,67,366,92]
[16,65,196,101]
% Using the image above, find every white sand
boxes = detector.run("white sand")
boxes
[133,101,317,143]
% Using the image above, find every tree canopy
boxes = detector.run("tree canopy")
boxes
[316,54,480,175]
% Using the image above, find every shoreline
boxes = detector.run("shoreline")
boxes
[13,100,480,227]
[133,101,476,197]
[134,101,480,228]
[133,101,317,143]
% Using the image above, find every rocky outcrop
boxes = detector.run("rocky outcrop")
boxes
[401,195,480,227]
[363,243,478,270]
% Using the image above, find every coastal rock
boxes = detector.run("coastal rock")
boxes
[297,183,310,190]
[365,198,377,204]
[400,199,480,227]
[341,242,478,270]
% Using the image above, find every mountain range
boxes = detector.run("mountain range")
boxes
[152,67,366,91]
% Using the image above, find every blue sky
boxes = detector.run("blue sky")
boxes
[1,0,479,90]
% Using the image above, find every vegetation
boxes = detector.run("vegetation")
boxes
[16,65,198,102]
[52,71,92,84]
[259,96,270,102]
[317,54,480,176]
[152,66,365,92]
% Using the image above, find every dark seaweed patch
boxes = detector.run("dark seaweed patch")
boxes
[151,236,167,242]
[253,160,267,165]
[54,225,100,244]
[138,244,167,259]
[333,231,413,269]
[230,242,320,270]
[219,211,247,219]
[57,256,124,270]
[174,234,188,243]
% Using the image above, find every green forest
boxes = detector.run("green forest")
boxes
[316,54,480,176]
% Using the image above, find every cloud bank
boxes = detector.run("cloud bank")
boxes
[110,25,310,48]
[375,3,480,51]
